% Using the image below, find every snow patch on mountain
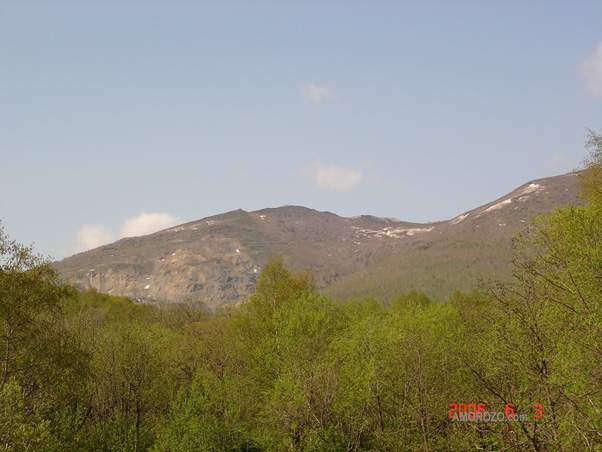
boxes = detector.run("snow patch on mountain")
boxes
[355,226,435,239]
[484,198,512,213]
[450,214,469,225]
[519,183,543,195]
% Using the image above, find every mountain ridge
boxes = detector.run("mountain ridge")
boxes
[54,172,583,307]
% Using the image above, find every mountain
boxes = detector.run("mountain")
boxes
[54,172,583,307]
[323,172,582,302]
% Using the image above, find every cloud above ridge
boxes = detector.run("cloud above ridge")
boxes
[544,153,573,173]
[302,83,332,104]
[77,224,116,252]
[300,161,374,193]
[120,212,182,238]
[580,42,602,96]
[76,212,182,252]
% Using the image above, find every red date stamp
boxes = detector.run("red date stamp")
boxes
[449,403,543,422]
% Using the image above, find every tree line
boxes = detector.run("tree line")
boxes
[1,130,601,451]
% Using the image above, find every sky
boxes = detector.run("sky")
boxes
[1,0,601,260]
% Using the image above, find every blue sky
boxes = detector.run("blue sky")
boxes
[1,1,601,260]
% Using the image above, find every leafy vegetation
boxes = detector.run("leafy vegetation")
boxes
[1,131,601,450]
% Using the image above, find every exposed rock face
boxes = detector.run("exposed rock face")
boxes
[57,227,262,307]
[54,173,582,307]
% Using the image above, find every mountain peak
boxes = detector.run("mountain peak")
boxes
[55,172,582,307]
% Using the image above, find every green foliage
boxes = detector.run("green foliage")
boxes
[466,128,602,451]
[390,290,433,312]
[579,128,602,209]
[0,224,71,389]
[89,322,170,451]
[153,316,252,452]
[0,379,58,451]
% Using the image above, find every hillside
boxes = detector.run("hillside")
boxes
[54,172,582,307]
[324,172,582,301]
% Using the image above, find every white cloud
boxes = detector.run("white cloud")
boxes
[300,161,373,193]
[544,153,572,173]
[76,212,182,253]
[580,42,602,96]
[120,212,182,238]
[77,224,116,252]
[302,83,332,104]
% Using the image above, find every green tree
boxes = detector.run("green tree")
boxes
[472,129,602,451]
[579,128,602,209]
[0,379,59,451]
[330,299,392,451]
[259,291,341,451]
[0,224,93,450]
[153,316,253,452]
[0,224,70,390]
